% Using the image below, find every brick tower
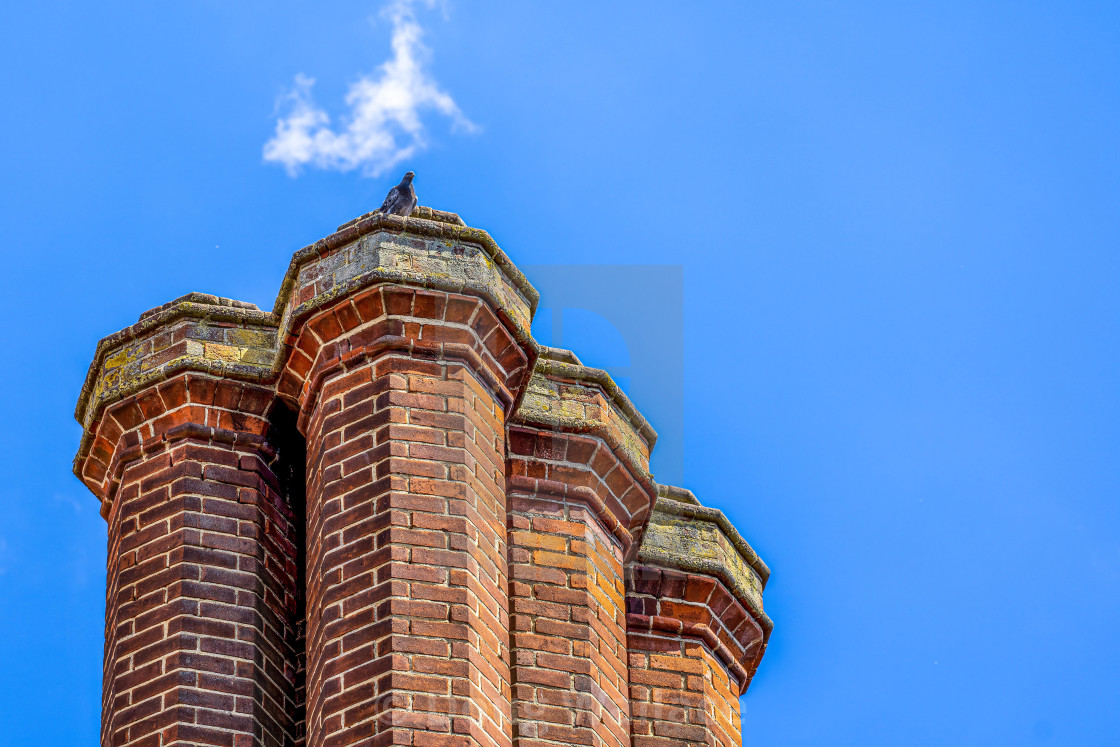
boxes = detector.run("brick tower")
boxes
[74,206,773,747]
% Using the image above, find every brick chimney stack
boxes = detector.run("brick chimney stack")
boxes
[74,206,772,747]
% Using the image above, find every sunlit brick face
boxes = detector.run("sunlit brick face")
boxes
[301,356,512,747]
[627,634,742,747]
[626,565,766,747]
[503,427,650,747]
[290,283,530,747]
[506,491,630,747]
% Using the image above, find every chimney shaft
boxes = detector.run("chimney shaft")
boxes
[74,208,771,747]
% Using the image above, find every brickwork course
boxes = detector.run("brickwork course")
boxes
[74,205,774,747]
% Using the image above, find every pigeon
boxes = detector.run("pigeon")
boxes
[377,171,418,217]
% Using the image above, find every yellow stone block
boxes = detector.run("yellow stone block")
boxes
[203,343,243,362]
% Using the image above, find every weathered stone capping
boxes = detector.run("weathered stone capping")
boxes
[75,206,774,747]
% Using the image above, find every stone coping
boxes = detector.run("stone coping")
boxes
[271,208,539,322]
[637,486,773,636]
[74,295,279,430]
[656,485,770,584]
[512,348,658,492]
[534,346,655,451]
[537,345,582,366]
[138,292,261,321]
[75,208,540,432]
[516,354,657,450]
[337,205,466,231]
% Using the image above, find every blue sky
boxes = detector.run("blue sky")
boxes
[1,1,1118,744]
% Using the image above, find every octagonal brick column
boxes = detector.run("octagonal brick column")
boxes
[626,487,772,747]
[272,209,538,747]
[74,295,302,747]
[505,347,658,747]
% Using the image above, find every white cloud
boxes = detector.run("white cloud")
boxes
[264,0,475,178]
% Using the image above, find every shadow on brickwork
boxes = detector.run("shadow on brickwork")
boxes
[268,401,308,747]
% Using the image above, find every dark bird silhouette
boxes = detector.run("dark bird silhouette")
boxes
[378,171,418,217]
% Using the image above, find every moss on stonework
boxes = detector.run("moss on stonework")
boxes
[636,491,773,639]
[73,208,541,484]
